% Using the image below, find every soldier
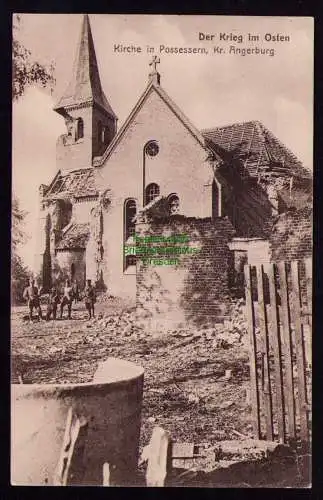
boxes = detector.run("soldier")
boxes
[23,278,43,321]
[72,280,80,304]
[60,279,74,320]
[84,279,96,320]
[46,287,60,321]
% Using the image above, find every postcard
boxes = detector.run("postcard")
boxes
[11,14,313,487]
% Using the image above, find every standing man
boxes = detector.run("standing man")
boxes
[60,279,74,320]
[46,286,60,321]
[72,280,79,304]
[23,277,43,321]
[84,279,96,320]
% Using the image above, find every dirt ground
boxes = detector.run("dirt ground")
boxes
[11,298,310,487]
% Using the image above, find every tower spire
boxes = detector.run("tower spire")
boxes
[54,14,116,119]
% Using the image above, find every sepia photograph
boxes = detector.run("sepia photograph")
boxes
[11,14,313,487]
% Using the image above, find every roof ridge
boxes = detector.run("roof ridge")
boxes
[201,120,260,134]
[94,81,206,167]
[94,82,154,166]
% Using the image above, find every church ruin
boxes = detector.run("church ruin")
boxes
[35,14,312,327]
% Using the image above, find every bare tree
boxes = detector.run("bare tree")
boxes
[11,195,30,304]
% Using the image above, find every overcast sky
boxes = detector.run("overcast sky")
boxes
[12,14,313,268]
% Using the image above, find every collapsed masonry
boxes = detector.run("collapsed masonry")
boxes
[134,194,312,330]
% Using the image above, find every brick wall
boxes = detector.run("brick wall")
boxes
[269,206,312,262]
[136,216,235,330]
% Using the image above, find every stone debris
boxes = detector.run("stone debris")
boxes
[147,417,157,423]
[187,393,200,404]
[219,400,234,410]
[36,296,248,349]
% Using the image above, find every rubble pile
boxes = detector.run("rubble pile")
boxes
[11,298,251,453]
[85,298,249,349]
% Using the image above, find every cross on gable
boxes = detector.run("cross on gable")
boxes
[149,55,160,72]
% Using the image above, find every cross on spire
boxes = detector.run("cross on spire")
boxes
[148,56,161,85]
[149,55,160,72]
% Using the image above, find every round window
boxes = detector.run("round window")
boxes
[145,141,159,157]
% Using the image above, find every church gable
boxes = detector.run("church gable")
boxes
[94,82,206,167]
[95,83,214,219]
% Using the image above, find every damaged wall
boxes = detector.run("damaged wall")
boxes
[53,250,86,288]
[35,192,94,290]
[86,198,107,288]
[73,199,97,224]
[223,178,273,238]
[136,216,235,330]
[269,206,312,262]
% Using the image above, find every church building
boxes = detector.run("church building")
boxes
[35,15,312,327]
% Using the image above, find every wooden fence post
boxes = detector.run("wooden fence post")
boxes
[267,263,285,442]
[244,264,261,439]
[290,261,309,443]
[146,426,171,487]
[277,261,296,440]
[257,264,273,441]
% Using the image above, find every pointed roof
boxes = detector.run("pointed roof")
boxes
[54,14,117,119]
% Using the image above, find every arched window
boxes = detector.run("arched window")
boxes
[125,199,137,239]
[168,194,180,215]
[145,183,160,205]
[76,118,84,140]
[98,121,103,143]
[124,199,137,269]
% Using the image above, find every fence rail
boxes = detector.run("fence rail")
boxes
[244,258,312,444]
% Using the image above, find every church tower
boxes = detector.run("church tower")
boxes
[54,14,117,171]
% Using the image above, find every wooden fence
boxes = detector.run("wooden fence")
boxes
[244,258,312,444]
